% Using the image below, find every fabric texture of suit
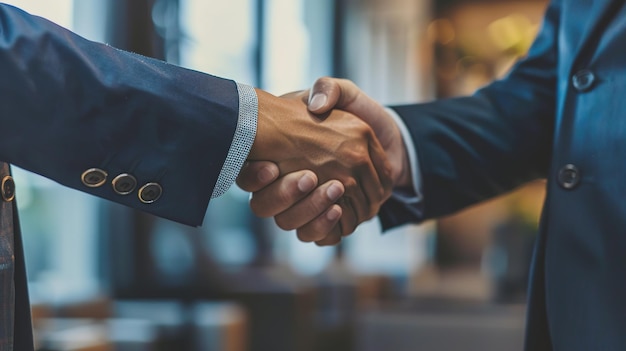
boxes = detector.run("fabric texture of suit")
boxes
[0,4,251,350]
[380,0,626,349]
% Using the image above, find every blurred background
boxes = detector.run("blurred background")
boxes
[6,0,548,350]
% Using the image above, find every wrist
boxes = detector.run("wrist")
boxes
[249,88,283,161]
[393,146,413,188]
[386,121,413,188]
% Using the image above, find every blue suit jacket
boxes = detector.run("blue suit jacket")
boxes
[380,0,626,349]
[0,4,242,350]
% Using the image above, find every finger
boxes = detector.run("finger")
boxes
[236,161,280,192]
[274,180,344,231]
[315,226,343,246]
[249,170,318,217]
[280,89,307,100]
[308,77,365,114]
[369,138,394,200]
[359,137,393,215]
[295,204,342,242]
[341,181,367,233]
[308,78,390,134]
[347,133,391,223]
[336,196,359,236]
[307,77,342,114]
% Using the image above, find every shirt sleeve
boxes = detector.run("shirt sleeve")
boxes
[211,83,258,198]
[385,107,423,206]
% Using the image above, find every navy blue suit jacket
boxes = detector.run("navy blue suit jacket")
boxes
[0,4,243,350]
[380,0,626,349]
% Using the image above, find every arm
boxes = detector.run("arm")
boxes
[251,88,392,239]
[0,4,392,230]
[0,4,240,226]
[238,83,408,244]
[381,0,560,228]
[239,0,560,237]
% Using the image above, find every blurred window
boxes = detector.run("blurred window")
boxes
[179,0,339,275]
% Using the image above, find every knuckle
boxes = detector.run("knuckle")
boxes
[274,187,298,210]
[342,224,357,236]
[296,231,314,243]
[297,211,339,242]
[236,176,255,192]
[274,216,295,231]
[343,192,367,223]
[315,237,340,247]
[355,121,374,138]
[347,146,370,167]
[308,189,334,213]
[342,177,358,191]
[339,215,358,236]
[297,228,324,243]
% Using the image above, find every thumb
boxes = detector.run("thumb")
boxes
[307,77,344,114]
[309,78,388,130]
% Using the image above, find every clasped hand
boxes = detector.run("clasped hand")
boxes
[238,78,410,246]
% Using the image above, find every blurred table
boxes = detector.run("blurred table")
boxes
[356,299,526,351]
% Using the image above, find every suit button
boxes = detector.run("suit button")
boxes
[138,182,162,204]
[572,69,595,92]
[112,173,137,195]
[81,168,108,188]
[1,176,15,202]
[558,164,580,189]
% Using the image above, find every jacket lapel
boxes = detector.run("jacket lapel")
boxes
[568,0,619,66]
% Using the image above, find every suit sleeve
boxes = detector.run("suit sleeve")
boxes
[379,0,561,230]
[0,4,246,226]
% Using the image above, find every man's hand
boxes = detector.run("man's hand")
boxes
[238,78,412,245]
[307,78,411,188]
[245,88,393,243]
[236,161,346,244]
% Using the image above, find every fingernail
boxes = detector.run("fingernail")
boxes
[308,93,327,111]
[258,166,277,183]
[326,207,341,221]
[326,183,343,201]
[297,173,316,192]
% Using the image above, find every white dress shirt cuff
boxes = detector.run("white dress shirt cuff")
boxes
[385,107,423,205]
[211,82,258,198]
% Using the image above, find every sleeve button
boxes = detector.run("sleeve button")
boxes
[1,176,15,202]
[138,183,162,204]
[112,174,138,195]
[81,168,108,188]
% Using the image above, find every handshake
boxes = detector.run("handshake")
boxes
[236,77,413,246]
